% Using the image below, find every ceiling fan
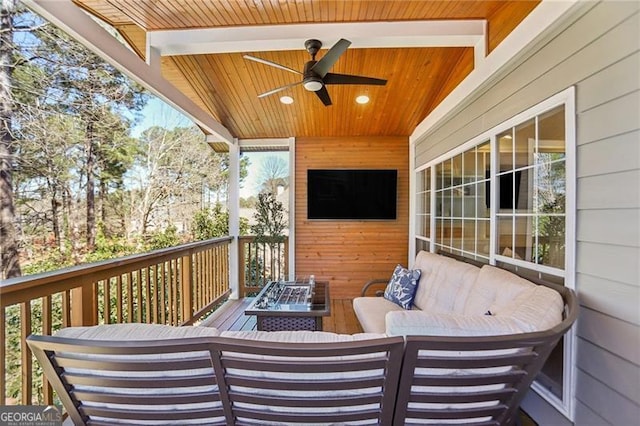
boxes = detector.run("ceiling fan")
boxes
[243,38,387,106]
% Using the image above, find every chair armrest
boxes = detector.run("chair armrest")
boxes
[361,279,389,297]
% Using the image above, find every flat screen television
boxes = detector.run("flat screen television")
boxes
[307,169,397,220]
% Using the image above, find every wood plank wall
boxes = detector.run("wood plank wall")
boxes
[295,136,409,299]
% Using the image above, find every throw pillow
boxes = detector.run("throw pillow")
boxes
[383,264,421,310]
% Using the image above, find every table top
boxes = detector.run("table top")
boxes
[245,280,330,317]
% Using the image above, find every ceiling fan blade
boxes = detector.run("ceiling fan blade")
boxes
[314,86,332,106]
[243,55,302,76]
[323,73,387,86]
[257,81,303,98]
[311,38,351,78]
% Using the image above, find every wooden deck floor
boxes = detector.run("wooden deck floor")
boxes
[201,298,364,334]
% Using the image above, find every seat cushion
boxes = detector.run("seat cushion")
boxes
[385,310,527,336]
[353,296,406,333]
[221,329,386,341]
[55,323,221,340]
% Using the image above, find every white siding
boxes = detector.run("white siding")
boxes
[412,1,640,424]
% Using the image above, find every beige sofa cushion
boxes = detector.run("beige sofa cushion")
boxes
[503,285,564,332]
[412,251,481,314]
[352,295,406,333]
[385,310,527,336]
[55,322,221,340]
[221,329,386,341]
[463,265,536,315]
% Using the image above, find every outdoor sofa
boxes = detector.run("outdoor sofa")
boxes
[27,252,578,425]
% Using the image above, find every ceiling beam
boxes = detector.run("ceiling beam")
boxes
[23,0,235,145]
[146,20,486,56]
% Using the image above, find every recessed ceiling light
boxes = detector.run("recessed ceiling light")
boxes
[280,96,294,104]
[355,95,370,104]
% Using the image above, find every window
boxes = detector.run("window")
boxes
[415,167,431,253]
[413,88,575,418]
[432,142,491,261]
[496,106,566,271]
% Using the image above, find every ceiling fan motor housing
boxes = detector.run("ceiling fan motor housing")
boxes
[302,61,323,91]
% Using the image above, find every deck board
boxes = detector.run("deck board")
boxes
[201,298,363,334]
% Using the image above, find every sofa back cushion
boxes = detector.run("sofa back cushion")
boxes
[464,265,564,331]
[412,251,481,313]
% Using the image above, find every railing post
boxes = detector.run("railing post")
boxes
[227,140,240,299]
[238,237,246,298]
[70,282,96,326]
[181,254,193,324]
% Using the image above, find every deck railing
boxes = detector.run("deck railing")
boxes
[238,236,289,297]
[0,237,232,405]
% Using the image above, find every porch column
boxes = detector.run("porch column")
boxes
[228,139,240,299]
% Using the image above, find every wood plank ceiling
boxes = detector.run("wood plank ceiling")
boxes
[72,1,540,141]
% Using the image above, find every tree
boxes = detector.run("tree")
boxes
[251,192,287,244]
[250,192,287,285]
[129,125,226,236]
[31,23,148,250]
[0,0,22,279]
[257,155,288,195]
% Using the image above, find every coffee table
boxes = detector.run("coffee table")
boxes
[245,280,330,331]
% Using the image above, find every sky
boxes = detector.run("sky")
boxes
[131,97,289,199]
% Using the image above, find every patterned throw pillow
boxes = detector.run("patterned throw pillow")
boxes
[383,264,422,310]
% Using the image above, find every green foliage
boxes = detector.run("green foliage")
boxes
[251,192,287,244]
[147,225,181,250]
[21,252,74,275]
[84,223,137,262]
[192,205,249,240]
[245,256,267,290]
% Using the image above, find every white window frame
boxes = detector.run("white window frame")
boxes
[410,86,576,420]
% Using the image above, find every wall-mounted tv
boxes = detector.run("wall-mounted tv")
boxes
[307,169,397,220]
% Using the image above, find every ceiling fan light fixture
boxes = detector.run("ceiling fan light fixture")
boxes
[356,95,370,104]
[303,79,323,92]
[279,95,294,104]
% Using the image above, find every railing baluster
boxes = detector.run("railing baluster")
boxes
[127,272,133,323]
[104,279,111,324]
[20,302,32,405]
[152,265,158,324]
[136,269,142,323]
[41,295,53,405]
[184,253,194,324]
[116,275,123,323]
[62,291,70,328]
[169,259,176,325]
[156,262,167,324]
[1,306,5,404]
